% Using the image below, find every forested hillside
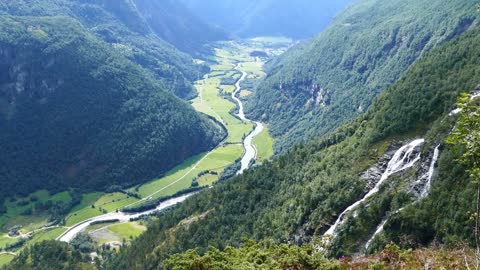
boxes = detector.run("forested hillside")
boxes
[180,0,353,39]
[246,0,479,152]
[133,0,228,54]
[103,24,480,270]
[0,16,224,212]
[0,0,227,99]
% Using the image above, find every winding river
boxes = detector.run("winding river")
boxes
[57,64,264,242]
[232,64,264,175]
[57,193,193,242]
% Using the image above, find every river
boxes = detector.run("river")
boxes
[57,193,193,243]
[232,64,264,174]
[58,64,264,242]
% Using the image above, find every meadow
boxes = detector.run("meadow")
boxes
[0,38,284,252]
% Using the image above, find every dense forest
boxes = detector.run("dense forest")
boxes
[180,0,353,39]
[0,16,225,211]
[102,24,480,269]
[0,0,226,99]
[246,0,479,152]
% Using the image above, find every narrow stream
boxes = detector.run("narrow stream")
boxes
[232,64,264,175]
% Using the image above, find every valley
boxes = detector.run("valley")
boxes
[0,38,288,267]
[2,1,480,269]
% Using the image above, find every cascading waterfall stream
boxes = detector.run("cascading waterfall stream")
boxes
[324,139,425,239]
[421,145,441,198]
[364,145,441,251]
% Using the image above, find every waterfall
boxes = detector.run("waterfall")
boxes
[364,145,440,251]
[324,139,425,238]
[421,145,440,198]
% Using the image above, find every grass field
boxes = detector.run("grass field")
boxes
[132,145,243,201]
[0,254,14,267]
[65,193,138,226]
[0,190,72,232]
[27,227,67,247]
[240,90,253,97]
[253,127,275,162]
[0,38,289,253]
[108,222,146,241]
[0,234,19,249]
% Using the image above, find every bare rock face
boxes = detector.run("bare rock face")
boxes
[0,45,61,106]
[308,84,331,107]
[359,147,398,190]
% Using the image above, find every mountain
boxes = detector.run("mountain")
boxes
[0,0,227,99]
[246,0,478,152]
[103,21,480,269]
[180,0,353,39]
[133,0,228,54]
[0,15,225,207]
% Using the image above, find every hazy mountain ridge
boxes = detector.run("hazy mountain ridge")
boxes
[180,0,353,39]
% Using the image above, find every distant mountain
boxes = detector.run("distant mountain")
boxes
[0,15,225,204]
[133,0,228,54]
[246,0,478,152]
[180,0,353,39]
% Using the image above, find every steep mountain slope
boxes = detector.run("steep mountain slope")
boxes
[246,0,478,152]
[133,0,228,54]
[0,0,227,99]
[103,24,480,269]
[180,0,353,39]
[0,16,224,207]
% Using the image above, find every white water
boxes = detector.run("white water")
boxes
[324,139,425,238]
[421,145,441,198]
[364,219,388,250]
[57,193,193,243]
[365,144,440,250]
[232,64,264,174]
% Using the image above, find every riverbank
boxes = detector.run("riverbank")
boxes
[0,39,288,263]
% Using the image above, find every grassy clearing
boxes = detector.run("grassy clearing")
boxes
[135,145,243,201]
[0,38,290,251]
[219,85,235,94]
[0,254,14,267]
[135,154,206,198]
[108,222,146,241]
[27,227,67,247]
[240,90,253,97]
[253,127,274,162]
[0,190,72,231]
[70,193,103,213]
[0,234,19,248]
[65,193,138,226]
[66,208,102,227]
